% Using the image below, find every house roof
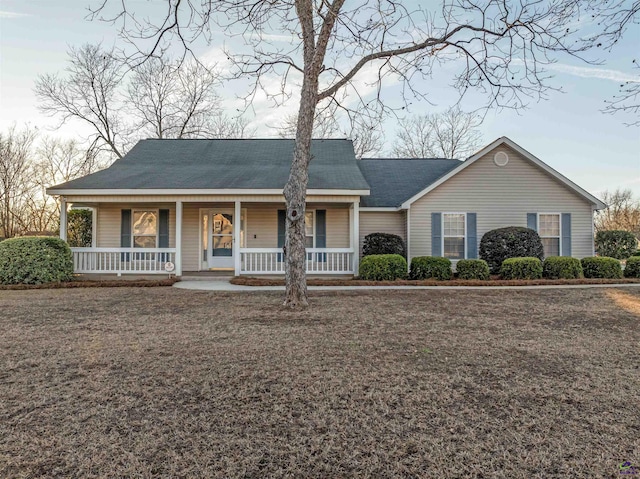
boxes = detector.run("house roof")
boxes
[48,138,370,194]
[399,137,607,210]
[357,158,461,207]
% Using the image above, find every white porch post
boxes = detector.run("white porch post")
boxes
[59,197,67,242]
[352,201,359,275]
[234,200,241,276]
[175,200,183,276]
[91,207,97,247]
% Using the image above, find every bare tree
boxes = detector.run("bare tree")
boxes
[595,188,640,238]
[277,109,382,158]
[35,44,127,159]
[582,1,640,125]
[92,0,606,307]
[36,44,253,160]
[392,107,482,159]
[0,126,38,238]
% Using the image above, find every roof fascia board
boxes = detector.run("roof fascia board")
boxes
[47,188,370,196]
[400,137,606,210]
[360,207,401,212]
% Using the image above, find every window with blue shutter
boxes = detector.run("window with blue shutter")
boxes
[466,213,477,259]
[277,209,286,262]
[432,212,442,256]
[121,209,131,261]
[316,210,326,262]
[159,209,169,262]
[561,213,572,256]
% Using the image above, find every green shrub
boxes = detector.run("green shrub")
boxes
[480,227,544,274]
[623,256,640,278]
[359,254,407,281]
[500,257,543,280]
[0,236,74,285]
[67,209,93,247]
[581,256,623,279]
[409,256,452,281]
[362,233,406,258]
[595,230,637,260]
[456,259,490,280]
[542,256,583,279]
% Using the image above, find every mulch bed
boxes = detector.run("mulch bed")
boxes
[1,288,639,477]
[0,277,179,290]
[231,276,640,287]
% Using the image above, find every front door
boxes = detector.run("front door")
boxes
[207,210,234,269]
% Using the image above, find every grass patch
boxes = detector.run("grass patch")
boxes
[1,288,639,477]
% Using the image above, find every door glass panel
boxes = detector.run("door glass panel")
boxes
[213,235,233,256]
[211,212,233,257]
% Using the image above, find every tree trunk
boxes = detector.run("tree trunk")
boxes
[282,71,318,308]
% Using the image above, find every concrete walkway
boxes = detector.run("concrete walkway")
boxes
[174,279,640,292]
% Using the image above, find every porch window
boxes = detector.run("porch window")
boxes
[132,210,158,248]
[443,213,465,260]
[538,213,560,257]
[305,211,315,247]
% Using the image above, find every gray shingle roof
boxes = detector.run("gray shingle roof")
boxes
[357,158,461,207]
[50,139,370,191]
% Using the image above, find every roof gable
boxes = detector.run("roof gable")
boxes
[399,137,606,210]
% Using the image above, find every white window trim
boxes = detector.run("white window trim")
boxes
[305,209,316,248]
[132,208,159,248]
[537,212,562,257]
[442,212,467,260]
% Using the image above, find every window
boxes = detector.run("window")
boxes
[443,213,465,260]
[132,210,157,248]
[305,210,315,248]
[538,213,560,257]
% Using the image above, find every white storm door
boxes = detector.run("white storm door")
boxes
[207,210,235,269]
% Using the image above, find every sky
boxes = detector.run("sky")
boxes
[0,0,639,200]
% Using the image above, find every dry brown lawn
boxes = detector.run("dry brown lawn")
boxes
[1,287,639,478]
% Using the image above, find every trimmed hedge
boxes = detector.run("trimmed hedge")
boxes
[362,233,406,258]
[500,257,543,280]
[0,236,74,285]
[409,256,452,281]
[624,256,640,278]
[581,256,623,279]
[456,259,490,280]
[595,230,637,260]
[359,254,407,281]
[67,209,93,247]
[542,256,583,279]
[480,227,544,274]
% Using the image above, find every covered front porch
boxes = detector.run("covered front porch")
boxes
[61,196,360,276]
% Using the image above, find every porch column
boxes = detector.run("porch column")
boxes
[352,201,359,275]
[59,197,67,242]
[234,200,241,276]
[175,200,183,276]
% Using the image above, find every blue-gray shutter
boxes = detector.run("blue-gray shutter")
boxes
[158,209,169,262]
[527,213,537,231]
[432,212,442,256]
[466,213,477,259]
[121,209,131,261]
[277,209,286,261]
[316,210,327,262]
[158,209,169,247]
[561,213,572,257]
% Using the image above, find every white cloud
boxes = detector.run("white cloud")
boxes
[0,10,29,18]
[544,63,639,83]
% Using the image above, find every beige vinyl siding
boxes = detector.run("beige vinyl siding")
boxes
[409,145,595,260]
[247,205,278,248]
[325,208,350,248]
[359,211,406,255]
[97,203,176,248]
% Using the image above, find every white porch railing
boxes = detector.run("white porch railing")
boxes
[71,247,176,274]
[240,248,354,274]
